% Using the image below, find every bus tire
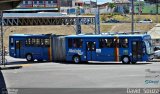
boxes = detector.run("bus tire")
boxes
[121,56,130,64]
[73,55,81,63]
[26,54,33,62]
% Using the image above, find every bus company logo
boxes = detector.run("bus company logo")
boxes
[145,69,160,85]
[68,49,83,55]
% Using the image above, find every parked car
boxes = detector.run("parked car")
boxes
[138,19,152,23]
[102,19,120,23]
[154,46,160,51]
[154,50,160,59]
[154,46,160,59]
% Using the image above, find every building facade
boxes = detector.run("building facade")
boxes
[19,0,84,8]
[19,0,59,8]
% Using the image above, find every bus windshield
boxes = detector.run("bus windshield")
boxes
[144,40,154,55]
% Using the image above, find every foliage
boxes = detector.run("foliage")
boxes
[134,1,145,6]
[123,5,129,14]
[144,0,159,14]
[108,3,116,9]
[101,14,106,21]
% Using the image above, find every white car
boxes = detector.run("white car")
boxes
[139,19,152,23]
[154,50,160,59]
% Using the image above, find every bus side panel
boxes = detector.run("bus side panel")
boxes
[96,48,115,61]
[52,36,66,61]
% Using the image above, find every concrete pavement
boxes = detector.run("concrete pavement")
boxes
[0,56,160,94]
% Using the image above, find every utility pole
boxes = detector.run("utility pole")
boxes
[131,0,134,34]
[76,7,81,34]
[57,0,60,12]
[90,0,92,14]
[95,0,97,34]
[139,0,141,15]
[156,0,159,23]
[0,11,4,66]
[95,0,100,34]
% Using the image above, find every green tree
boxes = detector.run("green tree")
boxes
[108,3,116,12]
[107,3,116,17]
[144,0,159,22]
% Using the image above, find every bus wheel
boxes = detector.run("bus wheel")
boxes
[73,55,80,63]
[122,56,130,64]
[26,54,33,62]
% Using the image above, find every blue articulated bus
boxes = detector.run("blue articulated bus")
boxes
[9,34,154,64]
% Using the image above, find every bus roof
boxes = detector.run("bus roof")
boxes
[10,34,52,37]
[10,34,151,39]
[65,34,150,38]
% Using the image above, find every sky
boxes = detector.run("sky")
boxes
[83,0,112,4]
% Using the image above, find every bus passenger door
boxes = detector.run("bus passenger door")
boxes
[15,40,21,58]
[86,41,96,61]
[132,41,143,62]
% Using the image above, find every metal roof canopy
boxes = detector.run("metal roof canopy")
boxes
[1,13,95,26]
[4,8,59,12]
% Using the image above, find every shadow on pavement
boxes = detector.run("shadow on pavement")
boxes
[6,60,153,66]
[0,65,22,70]
[0,69,7,94]
[58,61,152,65]
[7,61,50,65]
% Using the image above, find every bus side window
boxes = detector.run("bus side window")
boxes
[106,39,113,48]
[40,39,44,46]
[32,38,36,46]
[69,38,83,48]
[113,38,119,47]
[120,38,128,48]
[44,38,50,47]
[73,39,77,48]
[28,38,31,46]
[68,38,72,48]
[99,39,107,48]
[75,38,83,48]
[36,38,40,46]
[25,38,31,46]
[25,39,28,46]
